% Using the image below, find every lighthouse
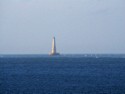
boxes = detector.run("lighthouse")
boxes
[49,37,60,55]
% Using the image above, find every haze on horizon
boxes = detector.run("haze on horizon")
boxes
[0,0,125,54]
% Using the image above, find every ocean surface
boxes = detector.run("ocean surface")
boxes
[0,54,125,94]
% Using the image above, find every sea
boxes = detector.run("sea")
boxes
[0,54,125,94]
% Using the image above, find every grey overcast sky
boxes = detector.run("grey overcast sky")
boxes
[0,0,125,54]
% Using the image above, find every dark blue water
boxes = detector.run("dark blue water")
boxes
[0,55,125,94]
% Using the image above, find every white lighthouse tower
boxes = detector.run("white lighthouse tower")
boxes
[49,37,60,55]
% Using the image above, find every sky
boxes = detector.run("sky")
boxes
[0,0,125,54]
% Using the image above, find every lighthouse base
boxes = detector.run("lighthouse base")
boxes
[49,53,60,56]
